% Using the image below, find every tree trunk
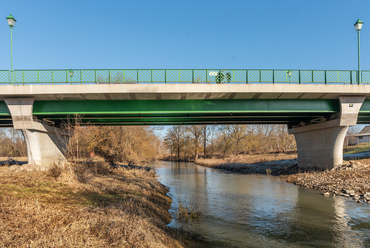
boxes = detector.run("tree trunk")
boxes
[203,128,207,158]
[177,144,180,161]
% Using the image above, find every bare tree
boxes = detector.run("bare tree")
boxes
[164,126,186,160]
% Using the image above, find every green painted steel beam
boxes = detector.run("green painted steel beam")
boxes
[0,101,10,115]
[33,99,339,115]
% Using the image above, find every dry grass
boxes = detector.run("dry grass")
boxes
[0,157,27,161]
[0,162,183,248]
[176,200,202,222]
[196,153,297,168]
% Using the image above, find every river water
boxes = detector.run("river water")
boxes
[151,161,370,248]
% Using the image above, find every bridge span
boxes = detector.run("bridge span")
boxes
[1,70,370,170]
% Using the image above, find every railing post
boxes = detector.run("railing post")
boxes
[137,70,139,84]
[312,70,314,83]
[206,70,208,83]
[165,70,167,84]
[109,70,111,84]
[23,71,25,85]
[259,70,261,82]
[298,70,301,84]
[95,70,97,83]
[246,70,248,84]
[80,70,83,84]
[192,70,194,83]
[51,70,54,84]
[37,71,39,83]
[66,70,68,83]
[151,70,153,83]
[325,70,327,84]
[272,70,275,84]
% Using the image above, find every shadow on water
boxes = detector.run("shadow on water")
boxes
[152,161,370,248]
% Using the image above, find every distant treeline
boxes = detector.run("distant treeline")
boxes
[164,125,296,161]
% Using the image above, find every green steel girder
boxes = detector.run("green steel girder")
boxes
[0,99,342,126]
[29,99,340,126]
[32,99,339,115]
[11,98,370,126]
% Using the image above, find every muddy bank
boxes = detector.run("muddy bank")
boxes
[0,162,185,247]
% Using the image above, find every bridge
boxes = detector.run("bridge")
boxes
[1,69,370,170]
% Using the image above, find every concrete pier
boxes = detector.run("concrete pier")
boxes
[289,96,365,170]
[5,98,68,167]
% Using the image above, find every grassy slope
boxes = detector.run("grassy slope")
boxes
[0,162,183,248]
[343,145,370,155]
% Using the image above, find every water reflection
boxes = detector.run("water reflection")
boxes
[152,161,370,248]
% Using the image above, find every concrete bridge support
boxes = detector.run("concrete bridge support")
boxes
[289,96,365,170]
[5,98,68,167]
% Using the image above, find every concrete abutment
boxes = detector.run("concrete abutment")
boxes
[5,98,68,168]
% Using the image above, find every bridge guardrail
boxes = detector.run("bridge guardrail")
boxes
[0,69,369,85]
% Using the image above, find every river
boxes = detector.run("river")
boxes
[151,161,370,248]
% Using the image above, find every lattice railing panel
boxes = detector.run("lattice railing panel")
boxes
[0,69,369,85]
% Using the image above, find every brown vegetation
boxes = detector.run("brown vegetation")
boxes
[195,153,298,175]
[0,162,183,247]
[65,123,164,165]
[0,129,27,157]
[164,124,296,161]
[176,200,202,222]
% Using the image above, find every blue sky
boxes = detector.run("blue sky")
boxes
[1,0,370,71]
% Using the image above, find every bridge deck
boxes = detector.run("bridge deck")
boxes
[1,84,370,101]
[0,84,369,126]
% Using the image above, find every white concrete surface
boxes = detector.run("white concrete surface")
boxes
[5,98,68,167]
[0,84,370,100]
[290,122,348,170]
[22,126,68,167]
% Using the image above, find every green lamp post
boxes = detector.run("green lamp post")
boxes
[354,19,364,84]
[6,14,16,85]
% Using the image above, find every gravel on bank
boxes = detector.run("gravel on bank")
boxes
[196,153,370,204]
[285,159,370,203]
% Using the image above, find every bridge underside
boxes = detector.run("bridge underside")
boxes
[0,99,347,127]
[1,98,370,126]
[1,97,370,170]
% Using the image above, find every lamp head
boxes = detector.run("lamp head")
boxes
[69,70,74,77]
[354,19,364,31]
[287,69,292,78]
[6,14,16,27]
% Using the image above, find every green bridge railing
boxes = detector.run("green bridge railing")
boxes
[0,69,369,85]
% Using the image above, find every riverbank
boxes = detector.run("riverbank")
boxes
[195,153,299,175]
[195,153,370,204]
[285,159,370,203]
[0,162,184,247]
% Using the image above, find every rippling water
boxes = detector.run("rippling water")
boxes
[151,161,370,248]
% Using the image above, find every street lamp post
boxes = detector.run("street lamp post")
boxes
[6,14,16,85]
[354,19,364,84]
